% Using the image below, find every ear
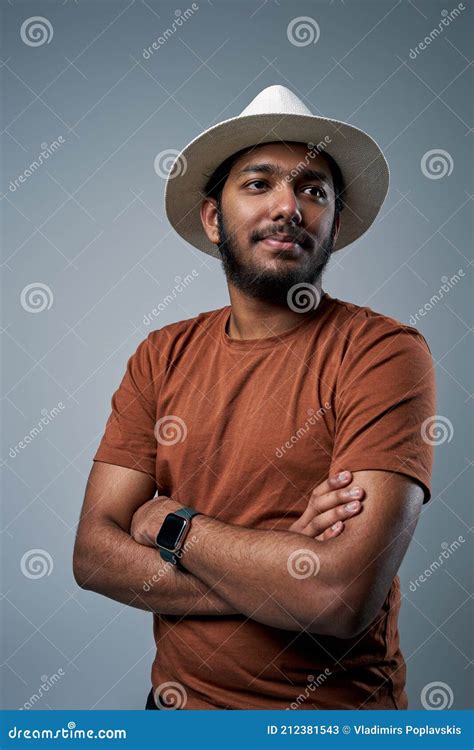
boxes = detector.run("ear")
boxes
[200,198,220,245]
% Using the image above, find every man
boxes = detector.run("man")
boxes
[73,86,435,710]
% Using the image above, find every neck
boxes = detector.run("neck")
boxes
[226,278,324,340]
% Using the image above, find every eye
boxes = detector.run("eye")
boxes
[244,180,327,199]
[303,186,327,199]
[244,179,268,189]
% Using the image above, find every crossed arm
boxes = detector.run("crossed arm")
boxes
[73,462,424,638]
[72,462,237,617]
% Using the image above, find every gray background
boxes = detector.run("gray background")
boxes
[1,0,472,711]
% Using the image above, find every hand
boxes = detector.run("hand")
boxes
[130,495,181,547]
[288,471,365,541]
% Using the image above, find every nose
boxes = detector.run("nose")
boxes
[269,183,302,225]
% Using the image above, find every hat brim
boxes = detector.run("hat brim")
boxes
[164,112,389,259]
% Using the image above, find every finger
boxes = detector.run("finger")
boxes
[315,520,345,542]
[311,471,353,499]
[300,499,363,537]
[290,475,355,532]
[296,485,365,530]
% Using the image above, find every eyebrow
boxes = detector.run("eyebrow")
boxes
[236,163,332,187]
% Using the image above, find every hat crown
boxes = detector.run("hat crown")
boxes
[239,84,313,118]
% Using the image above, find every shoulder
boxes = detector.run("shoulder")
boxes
[324,294,433,358]
[144,306,227,358]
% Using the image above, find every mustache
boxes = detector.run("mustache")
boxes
[253,226,313,249]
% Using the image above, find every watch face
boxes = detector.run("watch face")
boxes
[156,513,187,552]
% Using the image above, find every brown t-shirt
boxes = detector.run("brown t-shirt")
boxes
[93,292,436,710]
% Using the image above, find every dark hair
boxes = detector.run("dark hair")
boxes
[202,144,345,216]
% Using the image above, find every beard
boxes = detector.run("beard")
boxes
[216,207,336,307]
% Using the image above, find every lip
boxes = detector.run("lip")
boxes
[259,236,303,251]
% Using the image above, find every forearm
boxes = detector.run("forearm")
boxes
[73,520,238,616]
[181,515,346,635]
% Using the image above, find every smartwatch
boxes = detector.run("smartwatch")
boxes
[155,506,202,567]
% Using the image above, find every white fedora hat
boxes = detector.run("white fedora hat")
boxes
[164,85,389,259]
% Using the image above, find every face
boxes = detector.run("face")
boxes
[202,141,341,307]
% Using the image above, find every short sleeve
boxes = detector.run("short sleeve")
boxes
[93,334,157,477]
[329,318,436,503]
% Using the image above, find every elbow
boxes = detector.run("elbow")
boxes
[334,584,392,639]
[72,556,87,590]
[72,538,91,590]
[292,586,354,638]
[305,613,358,639]
[305,609,369,639]
[303,585,375,640]
[328,615,369,640]
[328,604,378,640]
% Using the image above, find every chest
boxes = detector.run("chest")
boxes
[154,347,337,526]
